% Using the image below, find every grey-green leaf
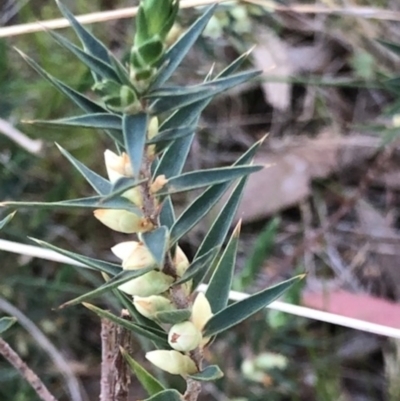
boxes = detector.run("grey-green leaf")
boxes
[159,197,175,229]
[55,0,111,66]
[31,113,122,130]
[203,275,305,338]
[0,317,17,334]
[60,267,155,308]
[83,303,169,347]
[29,238,121,276]
[56,143,111,195]
[123,113,148,179]
[141,226,169,268]
[170,137,264,246]
[188,365,224,382]
[150,4,217,89]
[205,223,240,313]
[143,389,182,401]
[157,165,263,195]
[149,71,261,115]
[105,177,145,201]
[154,309,191,325]
[120,348,165,396]
[16,49,106,114]
[1,196,142,215]
[0,212,16,230]
[173,247,219,286]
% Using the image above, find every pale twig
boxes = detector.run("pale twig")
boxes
[0,337,58,401]
[100,319,115,401]
[0,0,231,38]
[0,297,84,401]
[1,238,400,339]
[0,118,43,155]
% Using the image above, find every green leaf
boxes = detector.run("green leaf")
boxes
[29,238,121,276]
[134,5,149,47]
[16,49,106,114]
[217,47,254,78]
[56,0,111,66]
[377,39,400,57]
[0,211,16,230]
[188,365,224,382]
[205,222,240,313]
[195,179,246,260]
[159,197,175,229]
[154,309,191,325]
[31,113,122,131]
[0,317,17,334]
[174,247,219,286]
[150,4,217,89]
[123,113,148,178]
[141,226,169,268]
[147,125,196,152]
[60,267,155,308]
[203,275,305,338]
[120,347,165,396]
[83,303,169,347]
[1,196,142,215]
[56,143,111,195]
[105,177,146,201]
[149,71,261,114]
[238,217,280,288]
[48,29,120,82]
[157,165,263,195]
[143,389,182,401]
[170,137,264,245]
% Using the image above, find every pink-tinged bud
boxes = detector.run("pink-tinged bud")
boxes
[192,292,213,331]
[134,295,175,319]
[111,241,155,270]
[146,350,197,376]
[168,321,202,352]
[150,175,168,193]
[94,210,153,234]
[104,150,133,183]
[118,271,174,297]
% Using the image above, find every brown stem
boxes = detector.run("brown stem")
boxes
[100,319,116,401]
[183,379,202,401]
[0,337,58,401]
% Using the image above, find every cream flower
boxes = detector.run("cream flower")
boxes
[93,210,153,233]
[168,321,202,352]
[112,241,155,270]
[146,350,197,376]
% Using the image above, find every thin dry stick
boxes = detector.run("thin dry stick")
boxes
[0,0,231,38]
[0,337,58,401]
[100,319,116,401]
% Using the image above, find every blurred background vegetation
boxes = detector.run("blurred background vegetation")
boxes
[1,0,400,400]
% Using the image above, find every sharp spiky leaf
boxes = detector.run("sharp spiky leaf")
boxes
[83,303,169,347]
[123,113,148,178]
[31,113,122,130]
[159,197,175,229]
[173,247,219,286]
[60,267,155,308]
[143,389,182,401]
[203,275,305,338]
[1,196,142,215]
[0,212,16,230]
[56,143,111,195]
[150,4,217,89]
[120,348,165,396]
[217,47,254,78]
[157,165,263,195]
[30,238,121,276]
[0,317,17,334]
[205,222,240,313]
[188,365,224,382]
[154,309,191,325]
[149,71,261,115]
[48,29,120,82]
[147,125,197,153]
[56,0,111,66]
[16,49,106,114]
[105,177,146,201]
[170,138,264,245]
[141,226,169,268]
